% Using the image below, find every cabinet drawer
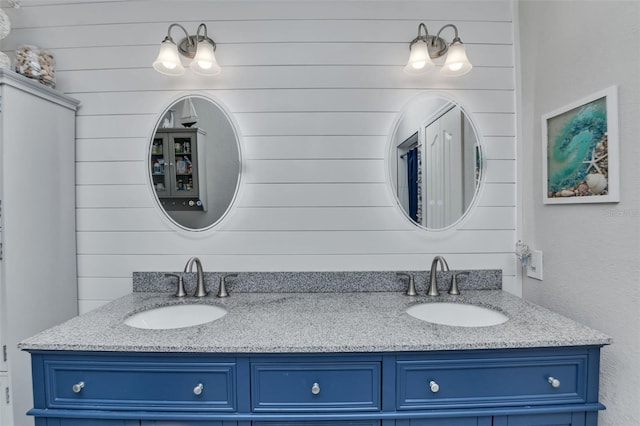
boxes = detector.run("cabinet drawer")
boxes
[251,362,381,412]
[397,354,587,409]
[254,422,380,426]
[44,359,236,411]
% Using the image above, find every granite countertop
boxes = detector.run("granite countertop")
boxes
[19,290,611,353]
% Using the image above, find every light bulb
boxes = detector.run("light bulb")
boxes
[441,42,472,77]
[153,39,185,76]
[404,39,434,74]
[191,39,221,76]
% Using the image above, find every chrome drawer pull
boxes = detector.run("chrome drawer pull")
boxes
[429,380,440,393]
[193,383,204,395]
[311,382,321,395]
[72,381,85,393]
[548,377,561,388]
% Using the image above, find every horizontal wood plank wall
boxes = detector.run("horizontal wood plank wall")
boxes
[4,0,518,313]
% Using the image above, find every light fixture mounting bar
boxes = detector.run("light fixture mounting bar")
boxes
[408,22,463,60]
[165,23,216,59]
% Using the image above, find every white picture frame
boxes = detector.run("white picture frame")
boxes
[541,86,619,204]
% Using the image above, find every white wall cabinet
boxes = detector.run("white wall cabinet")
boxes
[0,70,79,425]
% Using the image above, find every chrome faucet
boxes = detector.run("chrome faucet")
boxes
[427,256,449,296]
[184,257,207,297]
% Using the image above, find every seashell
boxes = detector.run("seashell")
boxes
[586,173,607,195]
[576,182,590,196]
[557,189,575,197]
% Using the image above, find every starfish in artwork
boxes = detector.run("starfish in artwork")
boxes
[582,147,608,174]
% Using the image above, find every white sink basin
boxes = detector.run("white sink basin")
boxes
[406,302,508,327]
[124,304,227,330]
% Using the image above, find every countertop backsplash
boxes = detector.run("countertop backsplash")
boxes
[133,270,502,294]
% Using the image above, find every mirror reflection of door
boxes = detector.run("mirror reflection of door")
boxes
[424,105,464,229]
[394,100,480,229]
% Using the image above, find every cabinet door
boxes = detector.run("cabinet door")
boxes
[253,422,379,426]
[494,412,586,425]
[151,133,169,197]
[141,422,233,426]
[170,133,197,196]
[38,419,139,426]
[396,418,491,426]
[0,373,11,426]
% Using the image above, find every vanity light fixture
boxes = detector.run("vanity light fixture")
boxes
[153,23,221,76]
[404,22,472,77]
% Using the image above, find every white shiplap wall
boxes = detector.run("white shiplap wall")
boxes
[3,0,517,313]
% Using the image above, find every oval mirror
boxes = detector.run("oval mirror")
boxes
[149,95,241,231]
[388,94,483,230]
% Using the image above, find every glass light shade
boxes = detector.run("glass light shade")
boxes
[441,42,472,77]
[153,39,185,76]
[404,40,434,74]
[191,40,221,76]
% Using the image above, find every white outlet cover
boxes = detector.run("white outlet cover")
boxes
[526,249,544,280]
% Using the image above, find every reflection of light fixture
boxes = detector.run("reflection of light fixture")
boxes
[180,98,198,127]
[404,23,472,77]
[153,23,221,76]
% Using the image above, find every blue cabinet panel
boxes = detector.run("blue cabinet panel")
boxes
[397,352,587,410]
[45,359,236,412]
[36,419,139,426]
[251,362,381,412]
[141,421,229,426]
[494,412,583,425]
[254,421,380,426]
[396,417,492,426]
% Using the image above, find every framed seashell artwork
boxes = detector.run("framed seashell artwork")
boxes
[541,86,619,204]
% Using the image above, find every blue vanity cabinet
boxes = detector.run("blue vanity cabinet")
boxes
[27,347,603,426]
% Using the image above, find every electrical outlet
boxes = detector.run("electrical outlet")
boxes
[526,249,543,280]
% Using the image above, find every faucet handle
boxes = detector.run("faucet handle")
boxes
[217,273,238,298]
[165,273,187,297]
[449,272,470,295]
[396,273,417,296]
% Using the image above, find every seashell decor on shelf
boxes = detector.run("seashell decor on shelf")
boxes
[15,45,56,88]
